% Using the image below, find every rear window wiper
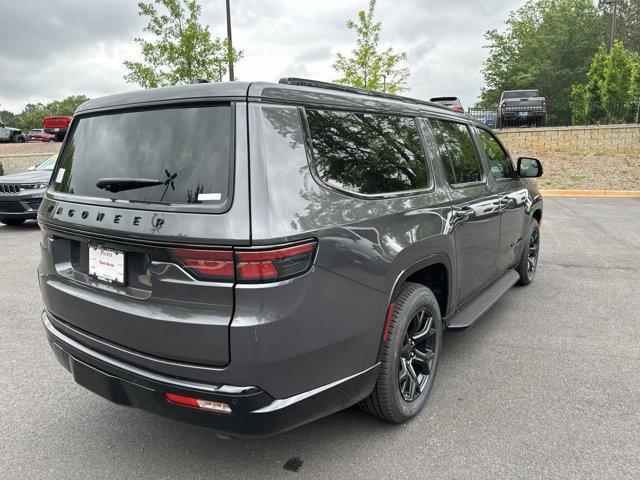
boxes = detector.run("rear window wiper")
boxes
[96,178,163,193]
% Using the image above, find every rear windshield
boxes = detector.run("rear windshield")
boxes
[503,91,539,99]
[52,105,232,207]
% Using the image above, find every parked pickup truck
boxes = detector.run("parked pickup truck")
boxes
[497,90,547,128]
[43,116,73,142]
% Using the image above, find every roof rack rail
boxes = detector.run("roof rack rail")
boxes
[278,77,451,112]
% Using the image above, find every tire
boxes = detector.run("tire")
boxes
[360,282,443,423]
[1,219,26,226]
[517,218,540,285]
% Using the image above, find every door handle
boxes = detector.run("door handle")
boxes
[453,206,473,220]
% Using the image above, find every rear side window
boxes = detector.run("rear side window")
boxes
[52,105,232,207]
[474,127,514,180]
[430,120,483,185]
[305,109,429,195]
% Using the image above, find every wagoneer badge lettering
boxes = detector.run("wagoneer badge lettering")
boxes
[46,204,167,229]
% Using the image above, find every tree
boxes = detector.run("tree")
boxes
[571,41,638,124]
[14,95,89,132]
[124,0,243,88]
[0,110,17,126]
[570,84,589,125]
[599,0,640,53]
[333,0,409,94]
[630,56,640,120]
[601,40,635,122]
[480,0,604,124]
[584,44,608,122]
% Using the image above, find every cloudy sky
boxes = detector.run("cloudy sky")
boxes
[0,0,526,113]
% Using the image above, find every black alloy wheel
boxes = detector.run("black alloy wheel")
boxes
[398,308,436,402]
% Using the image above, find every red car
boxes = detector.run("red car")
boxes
[43,116,73,142]
[26,129,56,142]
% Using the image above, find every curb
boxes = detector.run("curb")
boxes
[540,189,640,197]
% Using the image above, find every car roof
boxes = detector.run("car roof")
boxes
[75,80,480,124]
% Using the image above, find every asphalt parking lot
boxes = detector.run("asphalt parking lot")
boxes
[1,196,639,479]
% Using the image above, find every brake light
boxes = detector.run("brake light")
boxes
[164,392,232,413]
[501,102,507,108]
[453,105,464,113]
[170,248,234,280]
[169,240,317,283]
[237,242,316,282]
[542,100,546,107]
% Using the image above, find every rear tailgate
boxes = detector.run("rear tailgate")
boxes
[38,102,250,367]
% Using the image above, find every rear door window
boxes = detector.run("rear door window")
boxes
[305,109,430,195]
[430,120,483,186]
[474,127,514,180]
[52,105,233,208]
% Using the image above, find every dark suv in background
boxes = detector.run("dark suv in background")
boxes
[37,78,543,437]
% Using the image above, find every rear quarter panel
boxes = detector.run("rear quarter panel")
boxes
[244,103,456,393]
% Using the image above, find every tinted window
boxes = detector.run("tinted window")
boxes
[503,90,538,99]
[36,155,57,171]
[306,109,429,195]
[52,105,232,206]
[431,120,482,185]
[474,128,514,180]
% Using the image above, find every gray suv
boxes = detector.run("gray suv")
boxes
[37,78,543,436]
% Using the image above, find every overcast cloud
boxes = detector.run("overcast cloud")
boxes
[0,0,525,113]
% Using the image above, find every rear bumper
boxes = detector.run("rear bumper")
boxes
[42,311,379,437]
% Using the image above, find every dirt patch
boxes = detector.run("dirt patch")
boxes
[510,145,640,190]
[0,142,61,156]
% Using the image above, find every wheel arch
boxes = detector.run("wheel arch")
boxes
[532,207,542,223]
[388,253,452,319]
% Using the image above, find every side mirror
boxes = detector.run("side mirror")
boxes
[27,165,36,171]
[517,157,543,178]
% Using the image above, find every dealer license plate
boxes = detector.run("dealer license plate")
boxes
[88,245,125,284]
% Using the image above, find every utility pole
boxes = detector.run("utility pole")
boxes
[603,0,618,52]
[225,0,235,81]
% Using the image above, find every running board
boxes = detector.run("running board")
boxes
[446,269,519,329]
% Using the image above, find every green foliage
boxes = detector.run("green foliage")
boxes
[599,0,640,53]
[570,84,588,125]
[124,0,243,88]
[630,57,640,120]
[571,41,639,124]
[601,41,635,122]
[0,110,17,126]
[13,95,89,132]
[333,0,409,94]
[480,0,604,123]
[584,45,608,122]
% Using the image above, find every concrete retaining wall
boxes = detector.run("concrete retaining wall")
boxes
[495,124,640,155]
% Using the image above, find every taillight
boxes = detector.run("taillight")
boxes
[170,248,235,281]
[501,102,507,108]
[542,100,546,107]
[237,241,316,282]
[453,105,464,113]
[169,240,317,283]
